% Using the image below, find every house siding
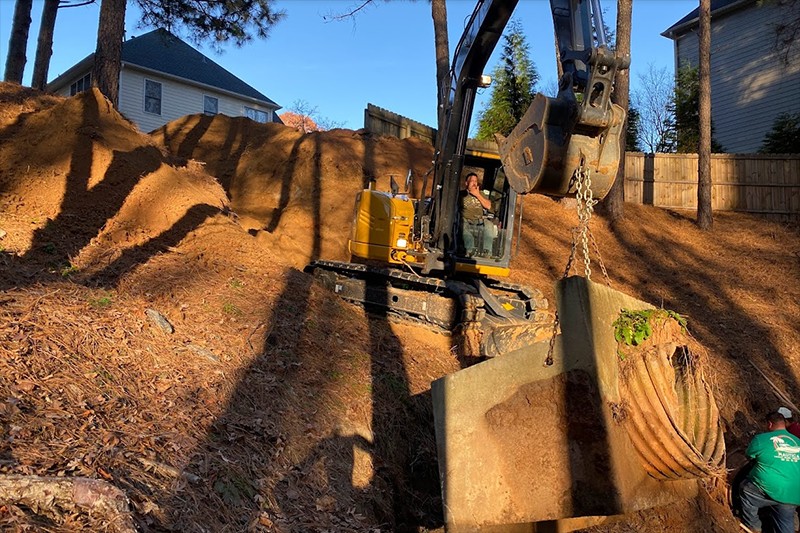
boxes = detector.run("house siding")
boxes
[674,1,800,153]
[118,68,276,133]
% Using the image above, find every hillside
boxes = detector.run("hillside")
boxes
[0,83,799,531]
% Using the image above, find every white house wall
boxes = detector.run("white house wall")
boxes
[118,69,276,133]
[675,1,800,153]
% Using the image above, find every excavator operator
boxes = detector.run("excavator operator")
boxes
[460,172,497,257]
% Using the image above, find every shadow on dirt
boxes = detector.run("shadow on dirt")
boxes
[157,134,442,531]
[0,92,222,293]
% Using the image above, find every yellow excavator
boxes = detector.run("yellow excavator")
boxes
[311,1,726,531]
[309,0,627,358]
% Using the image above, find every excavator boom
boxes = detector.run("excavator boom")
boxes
[424,0,629,274]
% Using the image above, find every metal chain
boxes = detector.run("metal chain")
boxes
[574,165,597,281]
[545,165,607,366]
[590,231,611,286]
[545,310,559,367]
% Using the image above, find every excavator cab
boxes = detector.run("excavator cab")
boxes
[454,151,517,278]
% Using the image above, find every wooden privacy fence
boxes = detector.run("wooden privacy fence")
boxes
[624,153,800,216]
[364,104,437,143]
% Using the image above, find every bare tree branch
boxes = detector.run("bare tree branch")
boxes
[632,63,675,153]
[324,0,376,22]
[59,0,96,8]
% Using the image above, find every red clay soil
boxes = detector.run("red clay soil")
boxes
[0,83,799,532]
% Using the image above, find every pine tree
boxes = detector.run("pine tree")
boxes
[4,0,33,83]
[626,107,642,152]
[697,0,713,230]
[475,20,538,141]
[760,113,800,153]
[603,0,632,221]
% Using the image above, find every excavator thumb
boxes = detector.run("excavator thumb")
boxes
[496,91,626,201]
[498,44,630,201]
[431,277,724,532]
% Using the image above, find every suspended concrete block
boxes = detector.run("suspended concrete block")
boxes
[431,276,724,532]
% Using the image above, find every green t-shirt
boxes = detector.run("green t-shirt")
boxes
[746,429,800,505]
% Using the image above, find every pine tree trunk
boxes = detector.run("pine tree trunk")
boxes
[604,0,633,221]
[431,0,449,137]
[4,0,34,83]
[31,0,60,90]
[697,0,713,230]
[92,0,126,107]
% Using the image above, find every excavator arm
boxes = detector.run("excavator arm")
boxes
[424,0,629,274]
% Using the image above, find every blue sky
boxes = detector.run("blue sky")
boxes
[0,0,695,131]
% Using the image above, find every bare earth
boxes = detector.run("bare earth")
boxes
[0,84,798,532]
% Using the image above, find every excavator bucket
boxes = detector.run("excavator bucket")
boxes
[431,277,724,532]
[496,93,626,201]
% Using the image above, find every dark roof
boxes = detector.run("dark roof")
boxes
[662,0,754,39]
[48,28,277,107]
[122,29,276,106]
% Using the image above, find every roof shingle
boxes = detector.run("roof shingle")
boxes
[121,28,276,106]
[662,0,754,38]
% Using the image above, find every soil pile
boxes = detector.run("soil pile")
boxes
[0,82,61,130]
[0,84,798,532]
[152,113,434,265]
[0,87,234,283]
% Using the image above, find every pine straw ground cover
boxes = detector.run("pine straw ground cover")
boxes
[0,236,456,531]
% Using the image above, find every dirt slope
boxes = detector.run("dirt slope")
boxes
[0,84,798,532]
[152,113,434,266]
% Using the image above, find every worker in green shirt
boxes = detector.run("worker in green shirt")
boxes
[739,411,800,533]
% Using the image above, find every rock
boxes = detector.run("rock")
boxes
[187,344,220,363]
[145,309,174,334]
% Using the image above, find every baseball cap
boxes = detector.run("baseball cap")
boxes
[778,407,793,419]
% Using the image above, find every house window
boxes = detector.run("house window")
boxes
[204,95,218,115]
[69,73,91,96]
[244,106,268,123]
[144,79,162,115]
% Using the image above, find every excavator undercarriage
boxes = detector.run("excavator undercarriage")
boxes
[307,260,553,358]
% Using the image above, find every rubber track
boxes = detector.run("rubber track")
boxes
[307,259,544,327]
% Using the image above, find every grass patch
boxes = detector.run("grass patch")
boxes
[89,293,114,308]
[222,302,242,316]
[61,264,79,277]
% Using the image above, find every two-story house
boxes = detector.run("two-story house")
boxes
[47,28,281,133]
[662,0,800,153]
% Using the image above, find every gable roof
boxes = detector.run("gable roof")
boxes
[662,0,755,39]
[48,28,277,107]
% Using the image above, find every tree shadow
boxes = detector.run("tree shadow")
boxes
[266,136,304,233]
[153,129,444,531]
[176,115,214,159]
[0,91,220,295]
[21,93,162,265]
[87,203,220,285]
[216,118,253,193]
